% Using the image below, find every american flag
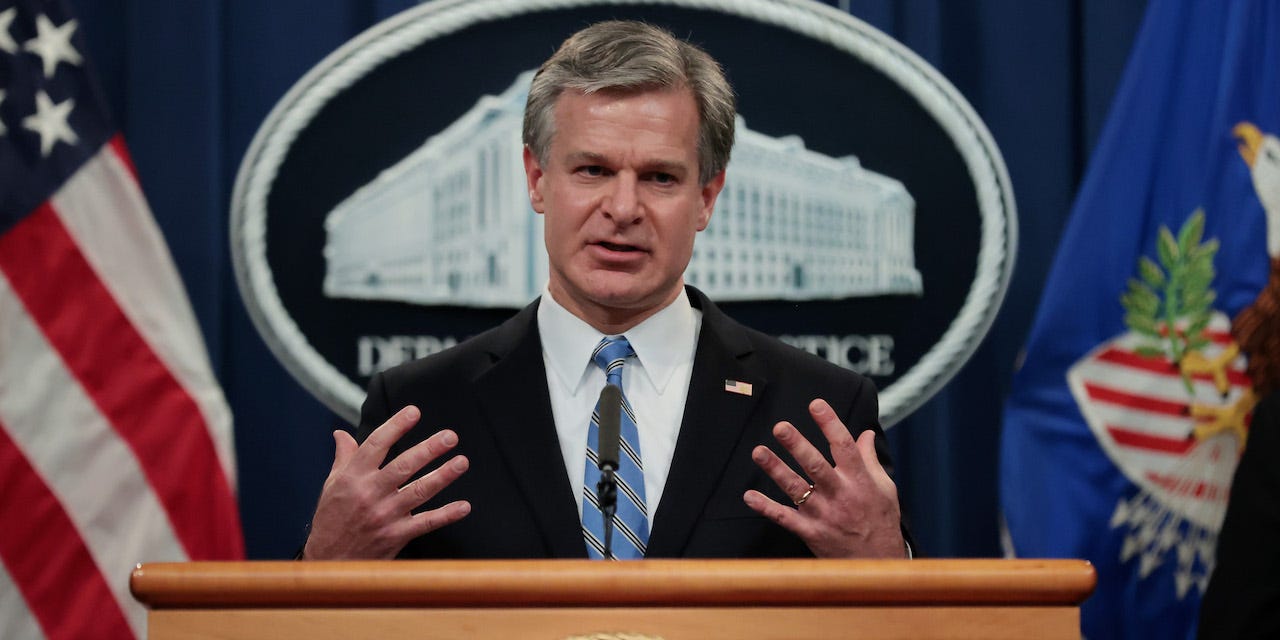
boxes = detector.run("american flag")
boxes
[0,1,243,638]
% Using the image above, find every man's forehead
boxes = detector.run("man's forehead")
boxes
[533,84,698,166]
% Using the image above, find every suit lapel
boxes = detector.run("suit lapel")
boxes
[646,288,767,556]
[472,301,586,558]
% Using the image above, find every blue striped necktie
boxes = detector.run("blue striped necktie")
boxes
[582,336,649,560]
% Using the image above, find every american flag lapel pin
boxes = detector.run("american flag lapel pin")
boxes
[724,379,753,396]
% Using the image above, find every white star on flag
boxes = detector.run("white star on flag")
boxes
[0,7,19,54]
[22,90,78,156]
[23,13,82,78]
[0,89,8,137]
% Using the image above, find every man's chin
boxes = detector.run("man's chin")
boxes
[556,275,682,319]
[586,288,658,312]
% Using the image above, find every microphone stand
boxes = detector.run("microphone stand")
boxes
[595,383,623,560]
[597,465,618,560]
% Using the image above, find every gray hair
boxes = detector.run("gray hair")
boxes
[523,20,736,185]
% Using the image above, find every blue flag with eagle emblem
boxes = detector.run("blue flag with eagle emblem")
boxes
[1000,1,1280,638]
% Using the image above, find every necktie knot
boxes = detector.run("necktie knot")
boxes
[592,336,635,383]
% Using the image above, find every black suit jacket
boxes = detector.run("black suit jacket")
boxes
[357,286,900,559]
[1198,390,1280,638]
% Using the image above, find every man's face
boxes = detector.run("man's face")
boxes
[523,87,725,330]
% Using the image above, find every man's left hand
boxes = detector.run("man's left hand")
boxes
[743,398,906,558]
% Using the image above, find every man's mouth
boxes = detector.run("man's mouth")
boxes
[596,241,642,252]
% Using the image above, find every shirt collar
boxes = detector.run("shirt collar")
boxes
[537,287,698,396]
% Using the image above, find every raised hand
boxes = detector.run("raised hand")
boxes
[743,398,905,558]
[302,405,471,559]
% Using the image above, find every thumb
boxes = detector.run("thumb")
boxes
[330,430,359,474]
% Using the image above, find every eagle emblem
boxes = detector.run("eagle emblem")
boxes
[1066,120,1280,599]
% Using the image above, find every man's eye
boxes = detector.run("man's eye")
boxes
[579,165,606,177]
[651,172,676,184]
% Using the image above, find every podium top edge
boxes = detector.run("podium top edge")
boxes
[131,558,1097,609]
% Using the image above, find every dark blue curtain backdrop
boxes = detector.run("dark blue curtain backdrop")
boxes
[67,0,1148,559]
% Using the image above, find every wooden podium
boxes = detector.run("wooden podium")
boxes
[131,559,1095,639]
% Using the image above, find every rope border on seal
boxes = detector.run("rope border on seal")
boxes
[229,0,1017,427]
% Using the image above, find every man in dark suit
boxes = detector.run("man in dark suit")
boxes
[302,20,907,561]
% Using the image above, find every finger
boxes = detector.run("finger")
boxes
[380,428,461,490]
[809,398,861,469]
[743,489,816,539]
[750,443,814,505]
[393,454,470,513]
[397,500,473,541]
[330,430,359,475]
[854,430,889,480]
[354,405,422,468]
[770,420,836,486]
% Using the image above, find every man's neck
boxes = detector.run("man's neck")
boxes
[546,285,683,335]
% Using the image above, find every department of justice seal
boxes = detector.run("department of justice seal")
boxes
[230,0,1016,426]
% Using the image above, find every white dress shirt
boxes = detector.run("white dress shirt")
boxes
[537,287,702,520]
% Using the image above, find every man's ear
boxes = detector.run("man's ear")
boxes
[696,169,727,231]
[523,146,546,214]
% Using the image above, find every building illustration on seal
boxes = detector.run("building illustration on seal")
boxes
[322,71,922,307]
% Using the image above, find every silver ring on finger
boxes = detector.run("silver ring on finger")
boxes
[794,484,815,506]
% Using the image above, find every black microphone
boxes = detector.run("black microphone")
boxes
[596,384,623,472]
[595,383,623,559]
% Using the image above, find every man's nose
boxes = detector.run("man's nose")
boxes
[602,173,641,224]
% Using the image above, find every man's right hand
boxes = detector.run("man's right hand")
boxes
[301,405,471,559]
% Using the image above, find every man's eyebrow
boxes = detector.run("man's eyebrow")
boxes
[562,151,691,176]
[644,160,689,176]
[565,151,609,165]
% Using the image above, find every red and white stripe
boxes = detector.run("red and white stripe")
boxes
[0,564,45,640]
[1068,315,1248,527]
[0,138,242,639]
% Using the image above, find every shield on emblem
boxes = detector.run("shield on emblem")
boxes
[1066,311,1248,533]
